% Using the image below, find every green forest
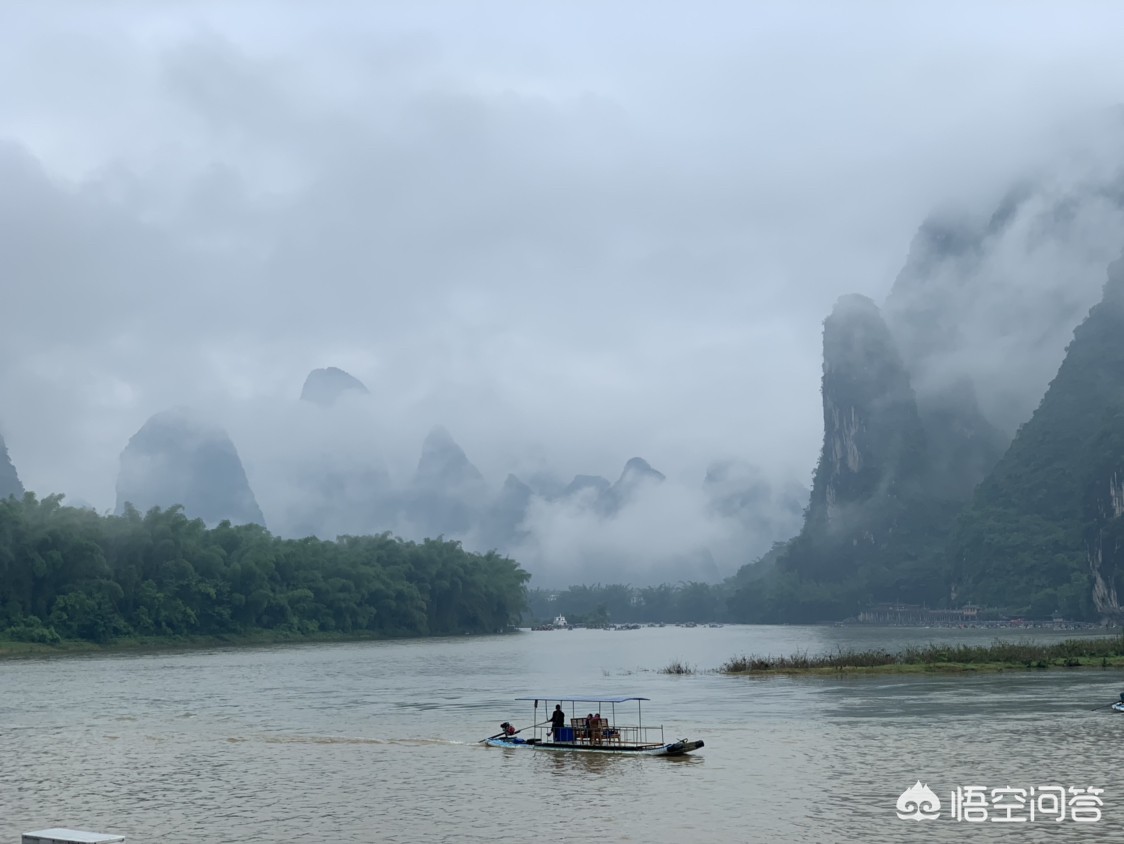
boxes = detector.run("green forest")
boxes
[0,493,529,645]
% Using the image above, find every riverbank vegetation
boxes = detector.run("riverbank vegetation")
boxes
[661,659,696,675]
[0,493,529,650]
[722,635,1124,674]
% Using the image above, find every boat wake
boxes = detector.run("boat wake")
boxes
[229,735,462,746]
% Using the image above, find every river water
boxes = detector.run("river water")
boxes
[2,625,1122,843]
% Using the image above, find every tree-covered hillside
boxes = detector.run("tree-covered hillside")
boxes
[951,259,1124,621]
[0,493,529,644]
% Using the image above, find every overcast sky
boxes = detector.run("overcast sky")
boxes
[2,1,1124,519]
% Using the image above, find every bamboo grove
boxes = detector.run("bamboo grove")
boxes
[0,493,529,644]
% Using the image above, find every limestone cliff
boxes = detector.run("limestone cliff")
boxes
[807,295,926,532]
[778,294,943,597]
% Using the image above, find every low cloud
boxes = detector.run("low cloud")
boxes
[2,3,1124,580]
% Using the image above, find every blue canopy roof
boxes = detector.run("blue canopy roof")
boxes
[514,696,649,703]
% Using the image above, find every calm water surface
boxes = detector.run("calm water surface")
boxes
[2,625,1122,843]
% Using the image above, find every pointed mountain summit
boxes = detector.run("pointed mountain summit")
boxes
[299,367,369,407]
[953,256,1124,621]
[601,457,665,514]
[614,457,666,488]
[115,408,265,527]
[0,432,23,499]
[404,426,487,539]
[414,425,485,489]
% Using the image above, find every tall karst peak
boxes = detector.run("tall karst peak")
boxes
[299,367,369,407]
[773,292,936,598]
[414,425,484,489]
[0,431,23,500]
[116,407,265,527]
[600,456,666,515]
[817,295,924,514]
[615,457,666,487]
[823,294,905,380]
[404,426,487,540]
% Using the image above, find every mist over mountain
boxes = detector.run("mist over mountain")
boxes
[115,408,265,527]
[703,459,805,535]
[400,425,489,539]
[6,5,1124,603]
[562,475,612,499]
[0,432,23,500]
[886,120,1124,441]
[136,365,801,585]
[737,131,1124,621]
[300,367,369,408]
[476,473,534,553]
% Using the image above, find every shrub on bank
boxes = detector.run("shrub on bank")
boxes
[661,659,696,675]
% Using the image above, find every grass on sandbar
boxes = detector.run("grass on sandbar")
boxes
[661,659,697,675]
[722,635,1124,675]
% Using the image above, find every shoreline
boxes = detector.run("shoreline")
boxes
[0,629,469,660]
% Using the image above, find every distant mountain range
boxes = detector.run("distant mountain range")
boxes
[87,367,802,585]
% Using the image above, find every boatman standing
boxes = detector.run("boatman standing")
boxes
[549,704,566,739]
